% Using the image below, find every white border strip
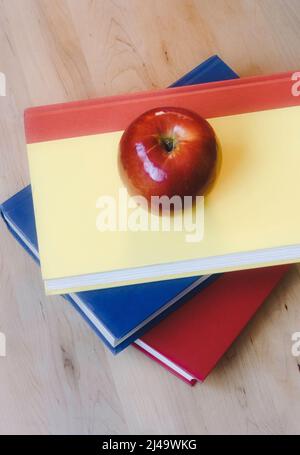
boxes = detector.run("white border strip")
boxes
[135,339,196,382]
[2,213,40,258]
[45,244,300,292]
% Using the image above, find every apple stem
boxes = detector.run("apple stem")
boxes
[161,137,174,153]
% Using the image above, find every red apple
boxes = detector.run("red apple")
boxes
[119,107,220,207]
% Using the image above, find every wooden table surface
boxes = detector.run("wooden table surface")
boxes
[1,0,300,435]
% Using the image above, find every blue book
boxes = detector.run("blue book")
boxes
[0,56,238,353]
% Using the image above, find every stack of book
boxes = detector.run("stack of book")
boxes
[1,55,298,385]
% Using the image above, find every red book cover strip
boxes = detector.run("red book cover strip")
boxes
[25,71,299,143]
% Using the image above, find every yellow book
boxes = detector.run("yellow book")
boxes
[26,75,300,295]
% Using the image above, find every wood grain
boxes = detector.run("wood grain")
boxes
[1,0,300,435]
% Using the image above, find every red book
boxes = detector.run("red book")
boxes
[135,266,289,385]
